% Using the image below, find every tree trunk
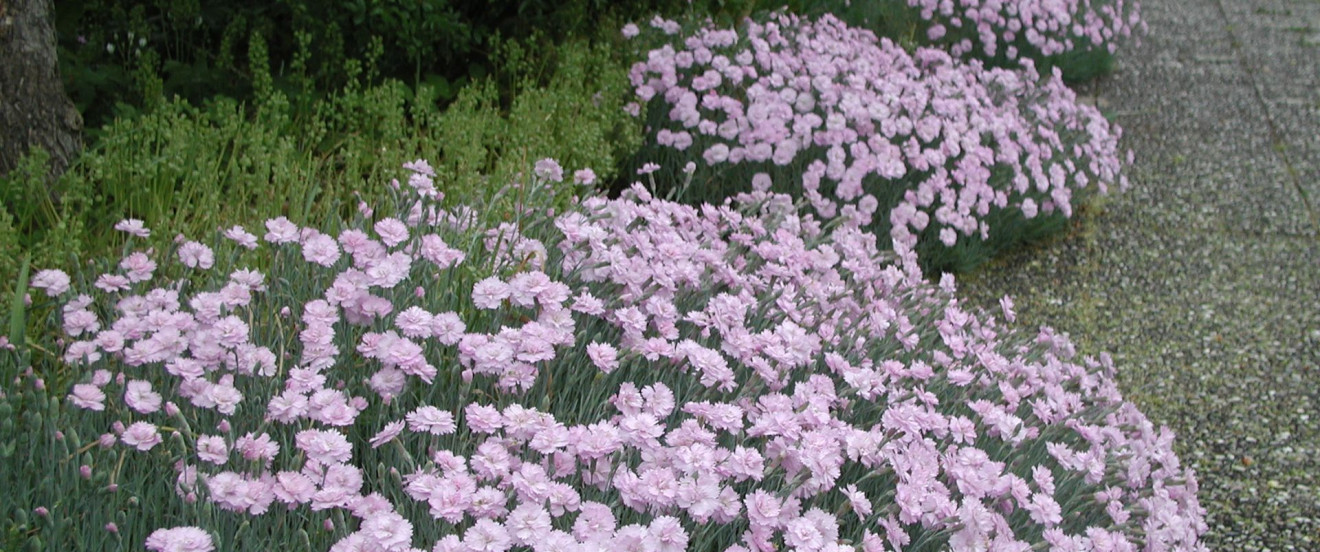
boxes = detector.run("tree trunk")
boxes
[0,0,82,181]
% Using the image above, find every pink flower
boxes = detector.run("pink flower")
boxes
[1021,198,1039,219]
[178,241,214,269]
[1000,295,1017,323]
[783,515,826,551]
[471,277,511,309]
[263,217,300,244]
[586,342,619,373]
[295,429,353,465]
[360,511,413,551]
[120,251,156,282]
[121,421,163,451]
[203,382,243,416]
[534,159,564,182]
[419,234,465,269]
[507,503,553,546]
[404,159,435,176]
[62,309,100,336]
[649,516,689,552]
[196,435,229,465]
[124,379,162,414]
[302,233,342,267]
[235,432,280,464]
[31,269,71,296]
[273,471,316,505]
[464,519,512,552]
[622,23,640,39]
[69,383,106,411]
[744,490,781,528]
[227,269,265,292]
[375,218,410,248]
[114,219,151,238]
[430,312,466,345]
[573,502,617,542]
[842,484,872,519]
[223,225,258,249]
[145,526,214,552]
[95,274,132,292]
[406,406,457,435]
[369,367,407,400]
[464,404,504,433]
[574,168,597,186]
[370,420,406,448]
[395,306,434,339]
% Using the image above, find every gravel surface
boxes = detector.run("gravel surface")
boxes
[956,0,1320,549]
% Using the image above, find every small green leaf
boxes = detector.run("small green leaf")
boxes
[8,254,30,348]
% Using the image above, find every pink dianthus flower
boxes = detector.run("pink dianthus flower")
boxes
[144,526,214,552]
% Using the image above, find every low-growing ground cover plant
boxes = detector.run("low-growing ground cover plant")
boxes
[3,160,1205,550]
[782,0,1144,82]
[623,13,1130,273]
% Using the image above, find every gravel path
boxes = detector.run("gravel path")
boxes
[957,0,1320,549]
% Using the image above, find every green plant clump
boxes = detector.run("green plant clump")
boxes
[2,33,640,298]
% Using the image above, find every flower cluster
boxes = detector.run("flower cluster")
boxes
[37,161,1203,551]
[625,13,1129,270]
[903,0,1145,61]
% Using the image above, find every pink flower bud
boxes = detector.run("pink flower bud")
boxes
[81,465,92,479]
[34,507,49,517]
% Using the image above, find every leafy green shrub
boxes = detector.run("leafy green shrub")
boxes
[6,34,639,296]
[54,0,760,131]
[0,148,92,286]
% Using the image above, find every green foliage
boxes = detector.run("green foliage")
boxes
[0,210,20,299]
[0,149,90,295]
[10,32,640,291]
[55,0,763,133]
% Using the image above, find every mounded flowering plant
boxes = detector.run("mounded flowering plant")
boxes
[905,0,1144,79]
[623,13,1130,273]
[787,0,1145,81]
[25,161,1205,550]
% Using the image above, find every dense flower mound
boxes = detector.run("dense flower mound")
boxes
[33,162,1204,551]
[625,13,1129,272]
[902,0,1145,63]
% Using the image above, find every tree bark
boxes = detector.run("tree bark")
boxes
[0,0,82,181]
